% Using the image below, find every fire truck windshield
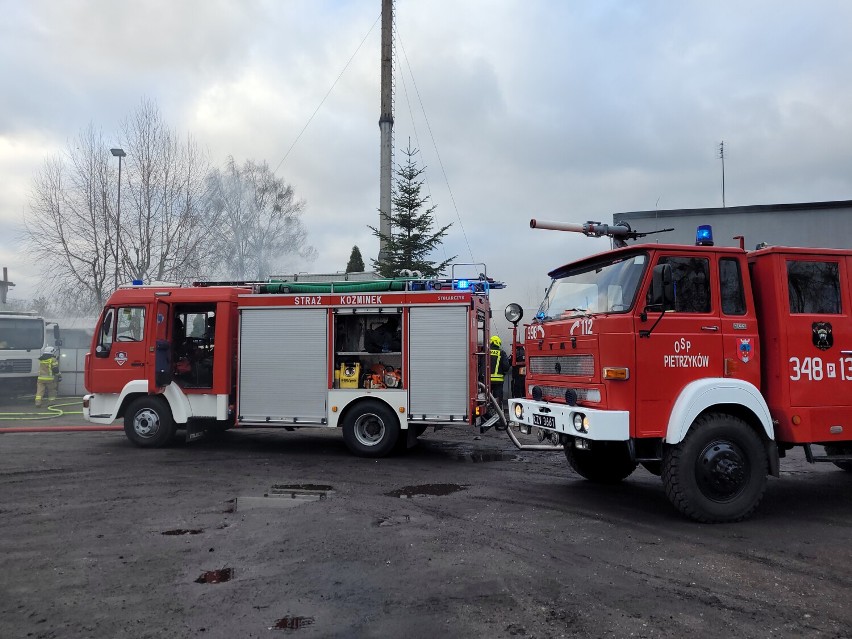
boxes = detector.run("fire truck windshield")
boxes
[537,252,648,321]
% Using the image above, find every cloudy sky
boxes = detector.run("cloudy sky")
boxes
[3,0,852,321]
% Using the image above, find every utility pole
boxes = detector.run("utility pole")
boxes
[0,267,14,304]
[718,141,726,208]
[377,0,394,263]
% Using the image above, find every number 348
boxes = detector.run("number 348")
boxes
[789,356,852,381]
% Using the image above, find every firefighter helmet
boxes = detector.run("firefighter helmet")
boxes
[42,346,57,356]
[490,335,501,348]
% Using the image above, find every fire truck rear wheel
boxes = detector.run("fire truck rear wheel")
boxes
[564,442,637,484]
[662,412,767,523]
[124,396,176,448]
[342,400,400,457]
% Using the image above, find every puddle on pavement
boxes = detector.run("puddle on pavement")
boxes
[272,616,315,631]
[427,441,524,463]
[236,484,333,512]
[162,529,203,536]
[386,483,468,499]
[375,514,411,527]
[195,568,233,584]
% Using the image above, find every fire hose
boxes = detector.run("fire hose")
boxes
[479,383,563,452]
[0,400,122,433]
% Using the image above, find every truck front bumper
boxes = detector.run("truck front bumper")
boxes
[82,393,118,424]
[507,398,629,442]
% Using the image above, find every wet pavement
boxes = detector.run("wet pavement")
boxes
[1,393,851,638]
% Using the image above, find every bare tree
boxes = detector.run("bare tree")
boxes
[26,124,117,312]
[206,157,316,280]
[119,98,215,284]
[24,99,215,313]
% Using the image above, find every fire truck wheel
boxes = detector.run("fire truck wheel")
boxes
[342,400,400,457]
[564,442,637,484]
[824,445,852,472]
[662,413,767,523]
[124,396,176,448]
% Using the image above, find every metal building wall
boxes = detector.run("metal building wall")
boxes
[613,200,852,250]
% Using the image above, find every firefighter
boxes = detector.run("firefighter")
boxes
[489,335,510,408]
[35,346,61,407]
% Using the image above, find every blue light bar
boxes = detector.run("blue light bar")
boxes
[696,225,714,246]
[455,279,470,290]
[132,279,144,286]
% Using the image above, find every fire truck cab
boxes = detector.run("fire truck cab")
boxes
[84,273,499,457]
[507,222,852,522]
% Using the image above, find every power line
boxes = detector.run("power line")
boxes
[273,13,382,176]
[395,29,474,263]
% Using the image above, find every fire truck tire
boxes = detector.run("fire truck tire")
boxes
[123,396,176,448]
[662,413,767,523]
[824,445,852,472]
[564,442,637,484]
[342,400,400,457]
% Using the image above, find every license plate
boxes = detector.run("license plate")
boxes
[533,414,555,429]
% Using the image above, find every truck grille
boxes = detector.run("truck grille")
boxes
[537,385,601,403]
[528,355,594,377]
[0,359,33,374]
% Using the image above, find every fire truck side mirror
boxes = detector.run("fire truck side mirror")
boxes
[648,263,674,311]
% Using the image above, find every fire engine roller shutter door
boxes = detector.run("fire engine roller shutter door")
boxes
[238,308,327,423]
[408,306,468,419]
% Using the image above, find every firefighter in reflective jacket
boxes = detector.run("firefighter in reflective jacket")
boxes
[35,346,61,407]
[489,335,510,408]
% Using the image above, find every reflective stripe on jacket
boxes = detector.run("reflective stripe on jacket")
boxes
[37,356,59,381]
[490,348,504,383]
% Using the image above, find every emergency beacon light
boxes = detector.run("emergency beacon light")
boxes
[696,225,714,246]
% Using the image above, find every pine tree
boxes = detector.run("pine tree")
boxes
[370,141,455,278]
[345,245,365,273]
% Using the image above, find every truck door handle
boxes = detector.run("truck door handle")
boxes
[131,362,144,367]
[701,326,719,332]
[842,350,852,355]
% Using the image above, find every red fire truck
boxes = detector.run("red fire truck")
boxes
[506,220,852,522]
[83,270,502,457]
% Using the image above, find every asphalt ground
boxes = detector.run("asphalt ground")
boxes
[1,393,851,638]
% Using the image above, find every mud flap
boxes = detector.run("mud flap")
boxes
[185,420,207,443]
[406,425,418,448]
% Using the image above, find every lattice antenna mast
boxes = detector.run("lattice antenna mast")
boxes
[718,141,726,208]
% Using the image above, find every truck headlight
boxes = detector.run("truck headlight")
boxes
[513,403,523,419]
[572,412,588,434]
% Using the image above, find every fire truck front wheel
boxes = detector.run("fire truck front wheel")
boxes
[342,400,400,457]
[564,442,637,484]
[662,413,767,523]
[123,396,176,448]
